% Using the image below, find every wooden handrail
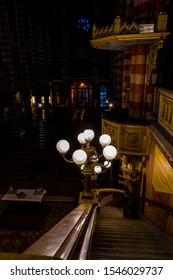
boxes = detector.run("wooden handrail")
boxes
[141,197,173,215]
[78,205,99,260]
[2,188,172,260]
[97,188,125,195]
[54,203,95,260]
[23,202,94,259]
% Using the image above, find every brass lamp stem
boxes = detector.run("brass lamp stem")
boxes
[85,141,91,159]
[62,154,74,163]
[83,175,91,194]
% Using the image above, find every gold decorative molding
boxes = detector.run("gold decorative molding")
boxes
[102,118,151,156]
[90,32,170,51]
[120,154,143,187]
[157,12,168,32]
[147,40,164,85]
[91,13,169,40]
[91,14,170,86]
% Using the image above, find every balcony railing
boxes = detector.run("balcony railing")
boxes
[158,87,173,138]
[92,13,168,40]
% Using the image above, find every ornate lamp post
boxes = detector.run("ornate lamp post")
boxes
[56,129,117,199]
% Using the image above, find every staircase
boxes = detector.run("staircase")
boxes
[89,205,173,260]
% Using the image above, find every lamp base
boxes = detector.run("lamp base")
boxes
[82,194,93,199]
[81,188,94,199]
[78,190,98,204]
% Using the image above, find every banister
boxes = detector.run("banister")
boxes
[78,205,99,260]
[141,197,173,215]
[23,202,94,259]
[15,188,125,260]
[54,203,95,260]
[97,188,125,195]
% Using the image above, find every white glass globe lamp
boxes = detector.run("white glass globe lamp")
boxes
[94,165,102,174]
[72,149,87,165]
[91,155,98,163]
[99,134,111,147]
[77,133,86,144]
[81,164,85,170]
[103,145,117,160]
[56,140,70,154]
[104,161,111,168]
[83,129,94,141]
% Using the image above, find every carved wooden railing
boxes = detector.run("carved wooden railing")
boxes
[92,13,168,39]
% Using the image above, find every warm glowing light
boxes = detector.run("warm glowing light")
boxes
[72,149,87,165]
[109,103,113,107]
[104,161,111,168]
[80,82,85,87]
[31,96,36,106]
[94,166,102,174]
[56,128,117,194]
[83,129,94,141]
[78,133,86,144]
[103,145,117,160]
[56,140,70,154]
[81,164,85,170]
[41,96,45,104]
[99,134,111,146]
